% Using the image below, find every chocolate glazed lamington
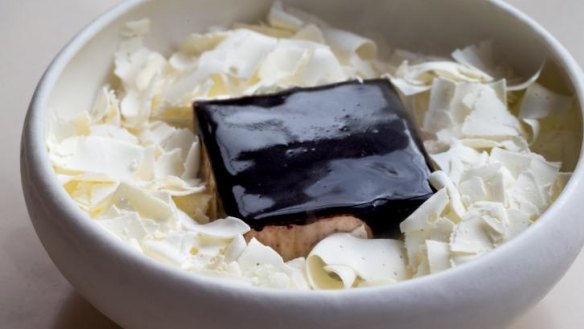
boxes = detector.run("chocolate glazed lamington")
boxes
[194,79,434,260]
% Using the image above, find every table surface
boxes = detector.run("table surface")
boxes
[1,0,583,328]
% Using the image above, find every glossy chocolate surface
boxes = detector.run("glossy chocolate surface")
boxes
[195,79,433,236]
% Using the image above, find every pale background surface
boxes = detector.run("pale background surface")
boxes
[0,0,582,328]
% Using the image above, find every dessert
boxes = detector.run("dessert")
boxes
[46,1,579,289]
[195,80,434,259]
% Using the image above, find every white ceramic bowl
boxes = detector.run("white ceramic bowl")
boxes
[21,0,584,328]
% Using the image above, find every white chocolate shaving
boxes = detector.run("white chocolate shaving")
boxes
[390,61,492,96]
[306,234,406,289]
[452,40,542,91]
[426,240,451,274]
[50,136,153,181]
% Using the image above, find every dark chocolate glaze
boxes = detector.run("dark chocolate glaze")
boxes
[195,79,433,237]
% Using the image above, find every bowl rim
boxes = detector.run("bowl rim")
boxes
[22,0,584,300]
